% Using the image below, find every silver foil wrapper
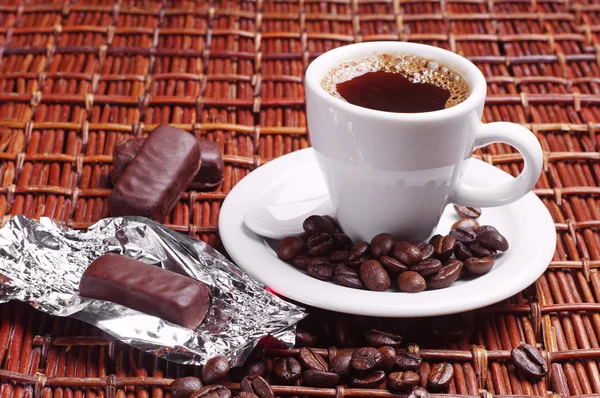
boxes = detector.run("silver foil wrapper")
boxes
[0,215,306,366]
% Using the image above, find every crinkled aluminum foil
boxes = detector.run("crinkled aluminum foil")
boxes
[0,215,306,366]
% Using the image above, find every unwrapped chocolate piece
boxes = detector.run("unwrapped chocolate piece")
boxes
[80,253,211,329]
[108,124,201,221]
[111,137,224,190]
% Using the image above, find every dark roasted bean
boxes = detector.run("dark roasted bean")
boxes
[334,317,357,347]
[407,387,429,398]
[410,258,442,277]
[428,260,463,290]
[451,218,480,232]
[431,235,457,261]
[298,347,328,371]
[350,370,386,388]
[395,352,422,371]
[240,376,274,398]
[378,346,397,371]
[465,256,495,275]
[453,205,481,219]
[202,356,230,384]
[511,344,547,379]
[244,360,268,378]
[449,228,477,244]
[392,242,422,266]
[478,225,498,234]
[350,347,382,374]
[348,242,371,267]
[307,259,334,281]
[272,357,302,384]
[454,241,473,261]
[477,230,509,251]
[380,255,408,275]
[295,328,318,347]
[292,254,311,270]
[334,264,364,289]
[307,233,333,256]
[331,233,352,250]
[360,260,391,291]
[469,242,496,258]
[429,314,467,340]
[327,250,349,263]
[427,363,453,389]
[191,386,232,398]
[322,215,339,231]
[370,233,395,258]
[330,351,353,379]
[412,241,434,260]
[397,271,426,293]
[277,237,305,260]
[303,215,336,235]
[170,377,203,398]
[387,371,420,391]
[302,370,340,388]
[364,329,403,347]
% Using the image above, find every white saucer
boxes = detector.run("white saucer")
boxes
[219,148,556,317]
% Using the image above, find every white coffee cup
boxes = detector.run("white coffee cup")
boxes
[305,42,543,242]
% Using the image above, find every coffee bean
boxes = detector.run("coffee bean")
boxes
[449,228,477,244]
[302,370,339,387]
[292,254,311,270]
[429,314,467,340]
[303,215,336,235]
[327,250,349,263]
[511,343,547,379]
[431,235,457,261]
[244,359,268,378]
[350,370,386,388]
[477,230,509,251]
[407,387,429,398]
[427,363,453,389]
[334,264,364,289]
[298,347,328,371]
[428,260,462,290]
[397,271,426,293]
[202,356,230,384]
[295,328,318,347]
[387,371,420,391]
[307,233,333,256]
[277,237,304,261]
[364,329,403,347]
[378,346,397,371]
[412,241,434,260]
[453,205,481,219]
[331,233,352,250]
[236,393,258,398]
[410,258,442,277]
[380,255,408,275]
[272,357,302,384]
[322,215,339,231]
[359,260,391,291]
[465,256,495,275]
[191,386,232,398]
[240,376,274,398]
[454,241,473,261]
[469,242,496,258]
[451,218,480,232]
[329,351,353,379]
[370,233,395,258]
[170,377,203,398]
[350,347,382,374]
[307,258,334,280]
[392,242,422,266]
[395,352,422,371]
[334,317,357,347]
[348,242,371,267]
[478,225,498,234]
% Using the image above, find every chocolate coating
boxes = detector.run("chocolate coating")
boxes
[79,253,211,329]
[108,125,202,221]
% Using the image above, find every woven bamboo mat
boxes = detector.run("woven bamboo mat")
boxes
[1,0,600,397]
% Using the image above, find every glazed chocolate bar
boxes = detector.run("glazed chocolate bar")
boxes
[79,253,211,329]
[108,124,202,221]
[111,137,224,190]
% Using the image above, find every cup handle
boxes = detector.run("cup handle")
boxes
[451,122,544,207]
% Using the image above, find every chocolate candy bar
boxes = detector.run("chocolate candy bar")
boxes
[108,124,201,221]
[79,253,211,329]
[111,137,224,190]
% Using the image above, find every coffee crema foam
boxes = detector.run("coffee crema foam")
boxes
[321,53,470,109]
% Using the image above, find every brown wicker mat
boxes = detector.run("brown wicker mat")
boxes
[1,0,600,397]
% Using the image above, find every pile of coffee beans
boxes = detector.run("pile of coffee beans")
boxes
[276,205,508,292]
